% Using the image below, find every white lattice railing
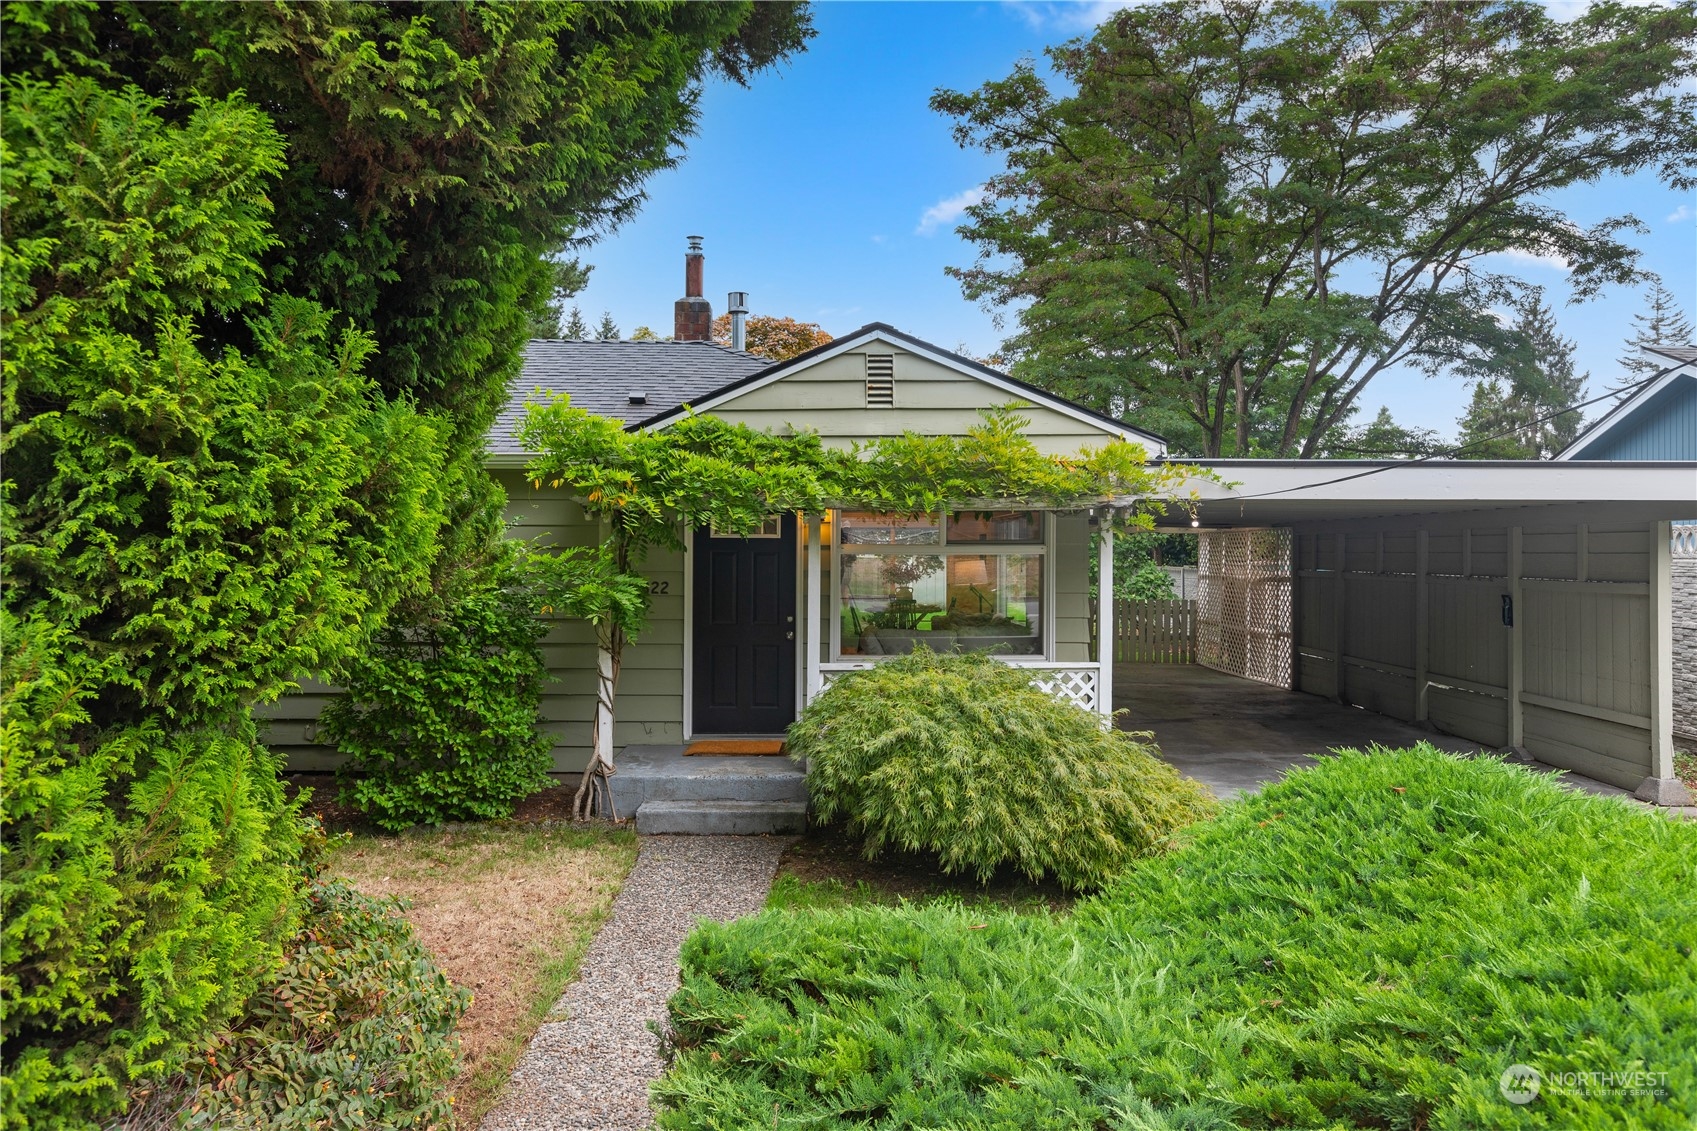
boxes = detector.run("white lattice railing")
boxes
[817,661,1101,712]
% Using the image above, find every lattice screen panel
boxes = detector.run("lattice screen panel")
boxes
[1026,667,1100,712]
[819,664,1099,711]
[1197,528,1293,689]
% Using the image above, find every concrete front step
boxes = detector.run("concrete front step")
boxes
[634,799,808,836]
[608,744,808,814]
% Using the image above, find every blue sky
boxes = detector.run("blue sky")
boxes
[564,1,1697,444]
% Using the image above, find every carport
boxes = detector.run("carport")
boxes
[1114,663,1643,802]
[1133,460,1697,806]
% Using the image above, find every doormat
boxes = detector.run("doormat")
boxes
[684,739,788,756]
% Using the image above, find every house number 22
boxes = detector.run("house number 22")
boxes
[649,580,669,595]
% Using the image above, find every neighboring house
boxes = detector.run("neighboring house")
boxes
[1555,345,1697,461]
[1555,344,1697,747]
[262,245,1696,809]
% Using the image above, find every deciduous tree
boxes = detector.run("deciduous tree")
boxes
[934,0,1697,457]
[1323,407,1441,459]
[712,312,835,360]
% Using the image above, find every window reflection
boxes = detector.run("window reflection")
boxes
[840,552,1042,656]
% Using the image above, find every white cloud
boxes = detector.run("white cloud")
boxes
[1009,0,1140,33]
[1487,247,1571,271]
[1668,204,1693,223]
[870,233,887,245]
[1540,0,1591,22]
[916,186,986,236]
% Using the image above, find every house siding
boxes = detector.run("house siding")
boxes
[269,334,1133,773]
[270,482,1103,773]
[705,346,1140,455]
[1569,379,1697,460]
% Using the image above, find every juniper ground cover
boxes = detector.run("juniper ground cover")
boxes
[657,747,1696,1130]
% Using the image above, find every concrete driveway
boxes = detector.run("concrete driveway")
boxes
[1113,663,1634,802]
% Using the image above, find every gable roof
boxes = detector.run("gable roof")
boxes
[631,322,1168,451]
[486,339,771,456]
[1645,344,1697,365]
[1554,354,1697,461]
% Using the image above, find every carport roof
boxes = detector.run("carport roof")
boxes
[1139,459,1697,527]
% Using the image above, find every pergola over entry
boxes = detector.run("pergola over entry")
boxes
[1142,460,1697,806]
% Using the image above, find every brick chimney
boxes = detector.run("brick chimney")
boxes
[673,235,712,341]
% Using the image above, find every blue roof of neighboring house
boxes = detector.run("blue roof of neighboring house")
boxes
[1557,347,1697,461]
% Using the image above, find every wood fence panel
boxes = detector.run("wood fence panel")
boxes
[1113,599,1196,663]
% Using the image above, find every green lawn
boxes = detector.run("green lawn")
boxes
[657,746,1697,1130]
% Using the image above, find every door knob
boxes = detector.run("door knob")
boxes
[785,630,795,639]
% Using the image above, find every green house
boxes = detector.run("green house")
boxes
[265,320,1161,773]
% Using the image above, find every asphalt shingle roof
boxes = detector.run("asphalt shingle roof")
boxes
[487,339,774,455]
[1646,345,1697,365]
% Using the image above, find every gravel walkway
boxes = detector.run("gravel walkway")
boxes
[479,835,793,1131]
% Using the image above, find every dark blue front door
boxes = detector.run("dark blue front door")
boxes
[692,517,797,734]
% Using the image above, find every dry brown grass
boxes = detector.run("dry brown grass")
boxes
[331,823,638,1126]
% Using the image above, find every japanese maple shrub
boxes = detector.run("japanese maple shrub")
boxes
[788,650,1217,889]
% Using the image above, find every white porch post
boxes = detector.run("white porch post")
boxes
[805,513,823,704]
[1649,519,1675,782]
[1097,512,1114,717]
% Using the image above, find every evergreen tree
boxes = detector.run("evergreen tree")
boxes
[596,311,621,341]
[1455,382,1538,459]
[0,3,815,1119]
[528,259,593,339]
[1617,280,1696,383]
[1456,296,1587,459]
[1323,407,1440,458]
[563,305,592,339]
[3,0,815,590]
[1,75,448,1119]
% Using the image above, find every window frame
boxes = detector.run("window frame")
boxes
[829,508,1056,663]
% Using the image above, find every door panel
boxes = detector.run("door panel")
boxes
[693,517,797,733]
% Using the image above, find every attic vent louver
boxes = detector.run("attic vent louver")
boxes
[865,354,895,408]
[628,392,647,405]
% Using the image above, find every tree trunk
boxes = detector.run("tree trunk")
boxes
[1231,357,1249,456]
[573,620,625,820]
